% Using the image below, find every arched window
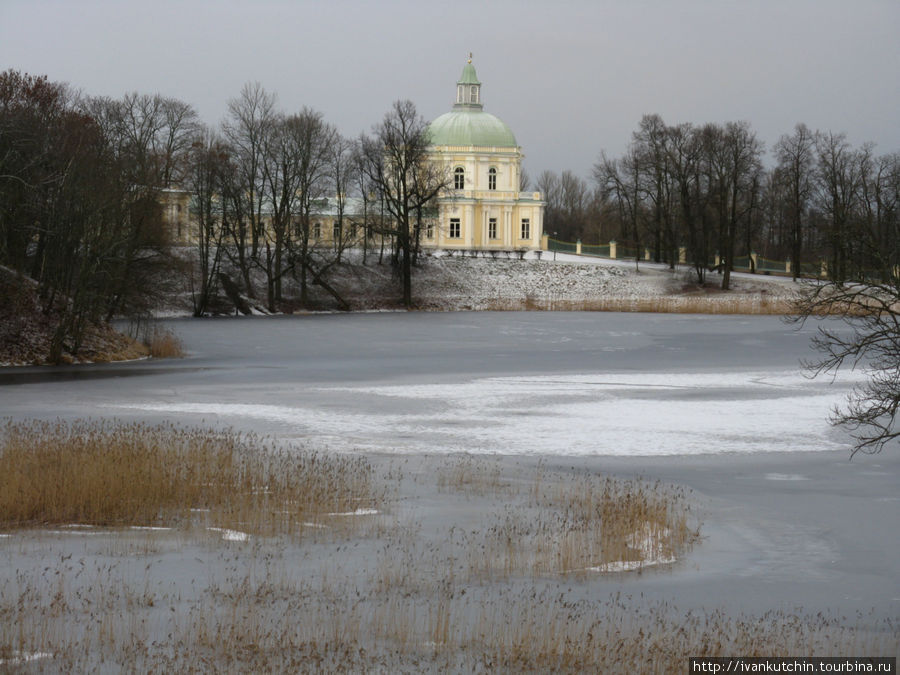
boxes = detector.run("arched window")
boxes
[488,167,497,190]
[454,167,465,190]
[469,86,478,103]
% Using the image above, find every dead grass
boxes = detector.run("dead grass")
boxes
[488,294,795,314]
[0,420,382,536]
[3,559,893,672]
[469,473,698,578]
[436,453,506,495]
[1,441,893,671]
[142,325,185,358]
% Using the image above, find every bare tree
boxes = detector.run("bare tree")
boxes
[536,170,562,238]
[710,121,764,290]
[666,122,714,283]
[186,129,229,316]
[223,82,276,266]
[793,275,900,455]
[594,148,642,269]
[360,100,448,308]
[775,123,817,280]
[792,143,900,455]
[257,112,299,310]
[633,114,676,267]
[282,108,336,307]
[0,72,182,360]
[350,139,374,265]
[815,131,861,283]
[329,134,354,263]
[519,166,531,192]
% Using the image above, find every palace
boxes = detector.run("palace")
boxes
[423,56,544,251]
[163,57,544,252]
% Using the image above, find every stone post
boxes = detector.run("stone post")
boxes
[609,240,617,259]
[541,232,549,251]
[576,239,582,255]
[678,246,687,264]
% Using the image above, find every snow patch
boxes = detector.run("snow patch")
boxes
[112,369,858,457]
[326,508,379,516]
[585,557,677,573]
[130,526,172,531]
[0,651,54,666]
[207,527,250,542]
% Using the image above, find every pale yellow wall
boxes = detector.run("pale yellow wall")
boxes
[161,145,544,252]
[160,189,192,244]
[428,144,544,251]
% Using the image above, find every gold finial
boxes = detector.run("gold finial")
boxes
[467,52,472,64]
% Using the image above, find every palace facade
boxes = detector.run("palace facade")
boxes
[163,58,544,252]
[422,56,544,251]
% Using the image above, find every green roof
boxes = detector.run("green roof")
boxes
[457,62,480,85]
[428,109,517,148]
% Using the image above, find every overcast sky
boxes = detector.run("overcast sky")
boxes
[2,0,897,178]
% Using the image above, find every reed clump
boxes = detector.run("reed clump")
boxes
[0,419,381,535]
[436,453,506,495]
[143,326,184,358]
[472,474,698,577]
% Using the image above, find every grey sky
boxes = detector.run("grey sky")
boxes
[2,0,897,178]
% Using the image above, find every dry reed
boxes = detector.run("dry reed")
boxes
[2,441,892,671]
[436,454,506,495]
[0,446,900,673]
[5,561,892,673]
[487,294,795,314]
[143,326,184,358]
[0,420,381,536]
[469,473,698,578]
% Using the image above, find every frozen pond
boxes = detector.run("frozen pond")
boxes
[0,312,865,456]
[1,311,899,626]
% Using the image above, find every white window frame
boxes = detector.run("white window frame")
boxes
[520,218,530,240]
[488,217,497,240]
[488,167,497,190]
[454,167,465,190]
[449,218,461,239]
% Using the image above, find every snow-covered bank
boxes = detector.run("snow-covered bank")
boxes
[161,250,802,317]
[410,253,800,313]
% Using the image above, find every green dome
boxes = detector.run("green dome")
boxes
[457,62,480,86]
[428,109,517,148]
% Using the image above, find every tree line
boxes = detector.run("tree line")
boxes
[543,114,898,289]
[1,70,446,352]
[3,69,898,358]
[1,71,190,359]
[188,87,446,314]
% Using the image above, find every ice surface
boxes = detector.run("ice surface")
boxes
[112,369,860,456]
